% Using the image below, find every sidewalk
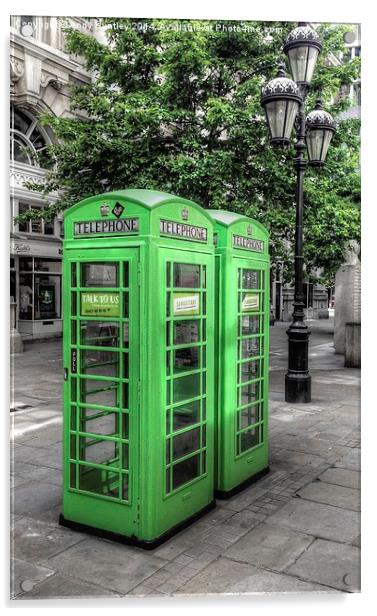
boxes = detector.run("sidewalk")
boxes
[10,318,361,599]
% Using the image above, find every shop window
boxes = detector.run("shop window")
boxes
[19,257,62,321]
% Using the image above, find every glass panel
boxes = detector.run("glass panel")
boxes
[122,475,129,500]
[166,292,170,316]
[81,349,119,377]
[70,378,77,402]
[266,99,289,140]
[123,383,128,409]
[166,262,171,286]
[122,413,129,440]
[34,275,61,319]
[78,466,119,498]
[288,45,319,84]
[166,469,171,494]
[173,263,200,288]
[123,293,129,318]
[70,406,77,430]
[240,337,260,358]
[80,379,118,407]
[239,315,260,335]
[123,352,129,378]
[242,270,259,289]
[173,399,200,431]
[81,263,118,287]
[239,360,263,382]
[70,464,76,488]
[172,454,200,490]
[71,292,77,316]
[173,427,200,461]
[79,437,117,465]
[123,323,129,347]
[174,320,200,345]
[174,347,199,373]
[239,427,259,453]
[166,438,171,464]
[283,100,300,140]
[123,262,129,288]
[239,381,260,406]
[80,410,118,436]
[19,274,33,320]
[19,256,33,271]
[31,218,42,233]
[80,321,119,347]
[34,259,61,273]
[202,265,206,288]
[238,405,260,430]
[173,373,200,403]
[71,263,77,287]
[122,444,129,469]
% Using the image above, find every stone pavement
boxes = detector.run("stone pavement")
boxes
[10,318,361,600]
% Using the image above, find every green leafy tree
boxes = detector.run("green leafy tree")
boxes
[18,18,360,283]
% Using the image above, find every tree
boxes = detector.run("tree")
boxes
[19,18,361,282]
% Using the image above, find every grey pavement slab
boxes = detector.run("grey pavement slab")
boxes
[11,557,55,599]
[224,523,314,572]
[267,498,360,544]
[297,481,360,512]
[268,449,328,473]
[12,443,62,470]
[177,557,336,595]
[11,516,86,564]
[334,448,361,471]
[287,538,361,592]
[11,480,61,518]
[317,468,361,490]
[40,537,168,595]
[11,461,62,487]
[17,572,120,599]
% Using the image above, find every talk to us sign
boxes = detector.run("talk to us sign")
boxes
[241,293,259,312]
[81,292,120,317]
[173,292,200,316]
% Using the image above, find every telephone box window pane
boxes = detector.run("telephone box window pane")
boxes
[123,323,129,348]
[81,263,118,288]
[71,264,77,287]
[123,383,128,409]
[81,411,118,437]
[122,475,129,501]
[239,427,259,453]
[166,292,171,316]
[238,405,260,430]
[173,454,200,490]
[166,262,171,286]
[71,320,77,344]
[202,265,206,288]
[173,264,200,288]
[243,270,260,289]
[70,435,76,459]
[123,293,129,318]
[71,293,77,316]
[81,350,119,377]
[240,337,260,359]
[70,464,76,488]
[123,352,129,378]
[71,378,77,402]
[173,373,200,403]
[166,380,171,406]
[79,437,117,465]
[239,315,260,335]
[166,438,171,464]
[166,469,171,494]
[122,413,129,440]
[70,406,77,430]
[174,347,199,373]
[122,444,129,470]
[173,399,200,431]
[174,320,200,345]
[173,427,200,461]
[240,360,262,382]
[78,466,119,498]
[81,380,118,407]
[123,263,129,288]
[239,382,260,406]
[81,321,120,347]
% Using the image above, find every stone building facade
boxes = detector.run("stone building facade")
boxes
[10,17,99,347]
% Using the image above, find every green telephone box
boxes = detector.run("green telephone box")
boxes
[207,210,270,498]
[60,189,216,548]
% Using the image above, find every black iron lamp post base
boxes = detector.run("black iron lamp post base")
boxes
[285,323,311,403]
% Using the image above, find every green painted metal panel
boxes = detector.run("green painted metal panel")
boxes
[62,190,215,545]
[207,210,270,495]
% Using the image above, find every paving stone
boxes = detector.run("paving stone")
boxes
[334,448,361,471]
[224,509,266,531]
[297,481,360,512]
[11,481,62,518]
[11,557,55,599]
[40,537,167,594]
[216,487,267,512]
[176,557,335,595]
[287,538,360,592]
[11,516,86,564]
[318,468,360,490]
[17,572,119,599]
[267,498,360,544]
[12,444,62,470]
[152,541,186,561]
[224,523,314,571]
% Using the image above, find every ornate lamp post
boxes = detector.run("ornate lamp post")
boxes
[260,23,336,403]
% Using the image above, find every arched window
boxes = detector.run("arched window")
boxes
[10,107,51,167]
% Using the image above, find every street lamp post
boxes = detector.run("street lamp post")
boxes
[260,23,336,403]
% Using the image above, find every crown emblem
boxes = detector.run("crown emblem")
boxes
[100,204,110,216]
[181,207,189,221]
